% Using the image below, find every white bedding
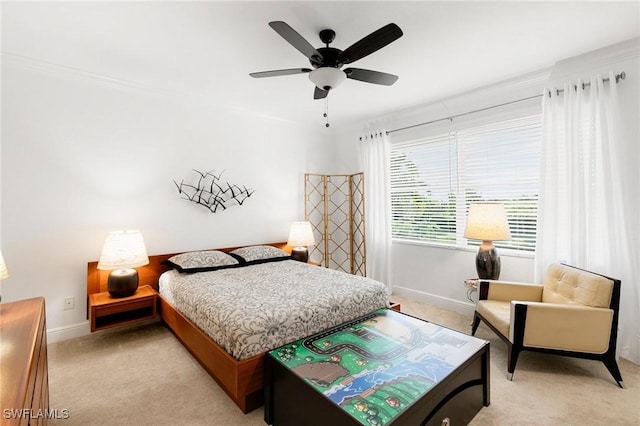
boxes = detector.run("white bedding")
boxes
[159,259,390,360]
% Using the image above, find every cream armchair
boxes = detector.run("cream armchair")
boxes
[471,263,623,387]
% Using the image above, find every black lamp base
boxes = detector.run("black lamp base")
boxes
[108,268,139,298]
[475,241,501,280]
[291,247,309,263]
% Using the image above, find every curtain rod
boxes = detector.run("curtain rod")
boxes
[387,71,626,136]
[551,71,626,97]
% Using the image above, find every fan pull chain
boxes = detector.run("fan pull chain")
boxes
[323,96,330,128]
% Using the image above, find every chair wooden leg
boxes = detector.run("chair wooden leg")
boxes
[602,355,624,388]
[471,312,481,336]
[507,342,521,381]
[506,303,529,381]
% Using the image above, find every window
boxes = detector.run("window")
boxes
[390,115,541,252]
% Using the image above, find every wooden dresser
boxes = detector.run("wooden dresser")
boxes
[0,297,49,425]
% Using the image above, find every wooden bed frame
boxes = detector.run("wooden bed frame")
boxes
[87,242,290,413]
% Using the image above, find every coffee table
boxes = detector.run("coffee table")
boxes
[264,308,490,425]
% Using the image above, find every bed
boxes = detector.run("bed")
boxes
[86,242,390,413]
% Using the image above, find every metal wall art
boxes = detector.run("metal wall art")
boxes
[174,169,254,213]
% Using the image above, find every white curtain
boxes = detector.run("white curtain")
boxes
[536,72,640,364]
[359,128,392,291]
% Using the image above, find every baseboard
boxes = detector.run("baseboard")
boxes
[47,318,162,344]
[617,334,640,365]
[47,321,91,344]
[391,285,476,316]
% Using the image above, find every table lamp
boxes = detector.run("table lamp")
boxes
[287,221,316,263]
[464,203,511,280]
[97,230,149,298]
[0,250,8,303]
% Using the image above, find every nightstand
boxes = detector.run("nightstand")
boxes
[89,285,157,332]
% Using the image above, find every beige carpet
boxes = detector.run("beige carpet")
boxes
[48,295,640,425]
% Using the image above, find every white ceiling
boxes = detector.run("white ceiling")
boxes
[2,1,639,128]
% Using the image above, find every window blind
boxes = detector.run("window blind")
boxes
[390,114,541,252]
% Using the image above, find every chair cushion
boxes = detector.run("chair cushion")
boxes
[476,300,511,339]
[542,264,613,308]
[521,303,613,353]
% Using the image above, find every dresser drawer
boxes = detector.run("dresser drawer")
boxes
[0,297,49,426]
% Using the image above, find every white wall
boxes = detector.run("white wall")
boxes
[335,38,639,315]
[392,244,534,312]
[0,55,336,340]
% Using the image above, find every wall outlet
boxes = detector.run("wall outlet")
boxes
[64,296,75,310]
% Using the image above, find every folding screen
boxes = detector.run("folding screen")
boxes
[304,173,366,276]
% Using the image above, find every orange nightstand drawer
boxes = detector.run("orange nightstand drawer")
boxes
[89,285,156,332]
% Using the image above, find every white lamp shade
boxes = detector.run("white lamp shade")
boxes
[97,230,149,270]
[464,203,511,241]
[287,222,316,247]
[0,250,9,280]
[308,67,346,90]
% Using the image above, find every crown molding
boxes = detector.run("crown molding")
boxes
[2,52,185,101]
[376,66,551,132]
[551,37,640,80]
[1,52,314,129]
[558,37,639,67]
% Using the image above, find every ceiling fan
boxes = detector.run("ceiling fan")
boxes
[250,21,403,100]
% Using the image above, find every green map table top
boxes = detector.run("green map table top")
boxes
[269,308,488,426]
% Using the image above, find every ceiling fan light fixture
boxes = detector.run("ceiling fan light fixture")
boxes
[308,67,346,91]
